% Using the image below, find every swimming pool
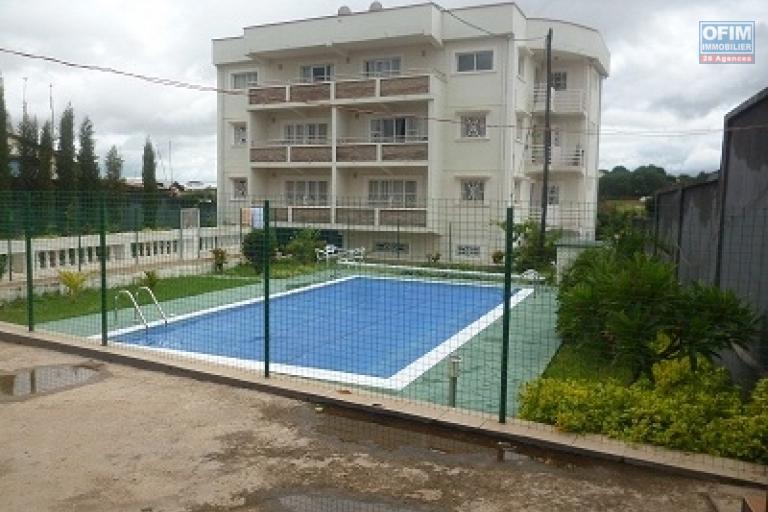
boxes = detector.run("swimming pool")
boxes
[111,276,532,389]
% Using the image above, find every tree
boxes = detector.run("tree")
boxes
[0,79,11,237]
[56,104,77,233]
[37,120,55,233]
[77,117,100,230]
[141,138,159,228]
[17,112,39,191]
[104,145,125,229]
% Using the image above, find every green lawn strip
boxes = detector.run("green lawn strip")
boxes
[0,274,261,325]
[542,342,635,385]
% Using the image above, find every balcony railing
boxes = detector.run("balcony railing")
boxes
[533,85,586,114]
[528,144,585,170]
[248,70,440,107]
[250,139,428,164]
[265,201,428,228]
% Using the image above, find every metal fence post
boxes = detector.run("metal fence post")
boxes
[263,200,271,378]
[499,206,514,423]
[99,194,108,346]
[24,192,34,332]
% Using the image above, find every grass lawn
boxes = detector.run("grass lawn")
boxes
[542,342,635,385]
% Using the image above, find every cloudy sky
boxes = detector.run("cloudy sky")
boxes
[1,0,765,182]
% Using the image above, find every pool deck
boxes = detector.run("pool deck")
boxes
[1,320,765,487]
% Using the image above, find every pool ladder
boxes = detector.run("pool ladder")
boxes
[113,287,168,331]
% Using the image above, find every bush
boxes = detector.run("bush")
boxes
[58,271,87,299]
[211,248,227,273]
[242,228,277,269]
[0,254,6,278]
[138,270,159,291]
[519,360,768,464]
[511,220,560,274]
[491,250,505,265]
[285,229,323,264]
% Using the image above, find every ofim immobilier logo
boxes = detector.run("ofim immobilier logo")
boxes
[700,21,755,63]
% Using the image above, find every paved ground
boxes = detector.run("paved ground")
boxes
[0,341,760,512]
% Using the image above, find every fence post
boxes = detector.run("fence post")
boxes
[99,194,108,346]
[263,200,271,378]
[499,206,514,423]
[24,192,34,332]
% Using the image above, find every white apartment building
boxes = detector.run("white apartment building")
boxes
[212,2,610,261]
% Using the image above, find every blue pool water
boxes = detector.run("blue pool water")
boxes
[115,276,512,384]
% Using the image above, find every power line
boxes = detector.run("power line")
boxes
[443,7,547,41]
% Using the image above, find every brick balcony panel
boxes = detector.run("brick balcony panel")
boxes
[379,76,430,96]
[250,146,288,162]
[336,208,376,225]
[289,83,331,102]
[381,143,428,161]
[290,145,332,162]
[336,144,377,162]
[292,208,331,224]
[335,80,377,99]
[249,86,287,104]
[379,209,427,227]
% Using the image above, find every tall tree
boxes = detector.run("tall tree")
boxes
[142,137,159,228]
[17,112,39,191]
[56,104,77,233]
[104,145,125,229]
[37,120,55,233]
[77,117,100,230]
[0,78,11,238]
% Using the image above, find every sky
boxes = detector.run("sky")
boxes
[0,0,766,183]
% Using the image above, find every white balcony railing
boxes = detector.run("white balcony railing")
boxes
[533,85,585,114]
[529,144,585,169]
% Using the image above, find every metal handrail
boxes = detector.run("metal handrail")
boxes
[113,290,148,331]
[136,286,168,326]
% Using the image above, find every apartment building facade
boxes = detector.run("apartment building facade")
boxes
[212,2,610,261]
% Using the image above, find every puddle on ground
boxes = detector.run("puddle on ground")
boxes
[0,362,105,401]
[305,404,593,472]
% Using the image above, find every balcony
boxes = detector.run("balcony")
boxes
[251,139,428,166]
[527,144,585,172]
[266,201,429,230]
[248,71,438,108]
[532,85,586,114]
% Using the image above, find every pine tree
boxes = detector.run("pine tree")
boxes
[56,104,77,233]
[77,117,99,192]
[142,138,159,228]
[38,120,55,233]
[0,78,11,238]
[105,145,123,182]
[104,145,124,229]
[17,112,39,191]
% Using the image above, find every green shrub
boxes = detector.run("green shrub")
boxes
[511,220,560,274]
[285,229,323,264]
[242,228,277,269]
[0,254,7,278]
[211,248,227,273]
[58,271,87,299]
[491,250,505,265]
[519,360,768,464]
[138,270,160,291]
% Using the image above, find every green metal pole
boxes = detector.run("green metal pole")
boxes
[99,194,108,346]
[499,206,514,423]
[25,193,34,332]
[263,200,270,378]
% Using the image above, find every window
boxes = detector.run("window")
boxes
[517,52,525,77]
[456,50,494,72]
[231,72,258,89]
[300,64,334,83]
[374,242,409,254]
[515,116,524,141]
[460,180,485,202]
[285,180,329,206]
[460,114,487,138]
[232,178,248,200]
[233,124,247,146]
[368,179,417,207]
[552,71,567,91]
[364,57,401,77]
[370,117,426,143]
[284,123,329,144]
[456,245,481,258]
[547,184,560,206]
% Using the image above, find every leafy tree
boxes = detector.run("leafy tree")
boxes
[242,228,277,269]
[104,145,125,229]
[17,112,39,191]
[285,229,323,264]
[141,138,159,228]
[0,80,11,237]
[77,117,100,229]
[37,120,55,233]
[55,104,77,233]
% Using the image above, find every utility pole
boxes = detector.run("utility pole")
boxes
[538,28,553,258]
